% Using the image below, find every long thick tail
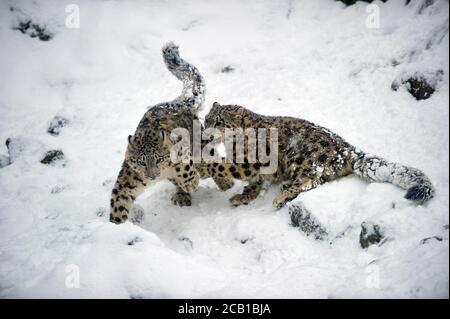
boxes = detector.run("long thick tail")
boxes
[162,42,205,110]
[352,152,435,204]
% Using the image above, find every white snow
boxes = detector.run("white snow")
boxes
[0,0,448,298]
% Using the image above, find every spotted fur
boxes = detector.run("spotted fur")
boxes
[204,102,435,208]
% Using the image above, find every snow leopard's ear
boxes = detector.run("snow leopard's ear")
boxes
[213,101,221,108]
[159,130,166,141]
[127,134,137,151]
[159,130,172,147]
[158,122,175,142]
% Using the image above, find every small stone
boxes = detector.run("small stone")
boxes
[47,116,69,136]
[127,236,143,246]
[30,23,52,41]
[221,65,235,73]
[289,203,328,240]
[40,150,65,165]
[13,19,31,34]
[12,19,53,41]
[360,222,384,249]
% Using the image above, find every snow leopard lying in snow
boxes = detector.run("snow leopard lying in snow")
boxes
[110,43,234,224]
[204,102,435,208]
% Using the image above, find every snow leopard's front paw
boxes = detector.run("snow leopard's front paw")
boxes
[229,194,252,206]
[110,210,128,224]
[214,176,235,191]
[171,191,192,207]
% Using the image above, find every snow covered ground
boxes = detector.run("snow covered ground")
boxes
[0,0,448,298]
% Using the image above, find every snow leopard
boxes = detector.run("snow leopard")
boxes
[110,43,234,224]
[204,102,435,208]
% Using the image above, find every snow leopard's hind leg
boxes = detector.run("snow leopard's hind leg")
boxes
[229,177,263,206]
[272,176,322,209]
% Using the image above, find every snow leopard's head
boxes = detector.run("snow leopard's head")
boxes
[125,128,171,179]
[204,102,246,132]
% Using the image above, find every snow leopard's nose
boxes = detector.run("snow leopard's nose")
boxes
[147,158,158,179]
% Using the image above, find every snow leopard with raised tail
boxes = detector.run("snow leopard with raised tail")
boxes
[109,43,233,224]
[204,102,435,208]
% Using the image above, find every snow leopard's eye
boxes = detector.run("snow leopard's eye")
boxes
[137,155,146,167]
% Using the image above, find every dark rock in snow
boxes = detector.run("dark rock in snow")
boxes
[289,203,328,240]
[405,77,436,100]
[12,19,53,41]
[13,20,32,34]
[127,236,143,246]
[360,222,384,248]
[40,150,65,165]
[420,236,443,244]
[392,71,443,100]
[221,65,235,73]
[48,116,69,135]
